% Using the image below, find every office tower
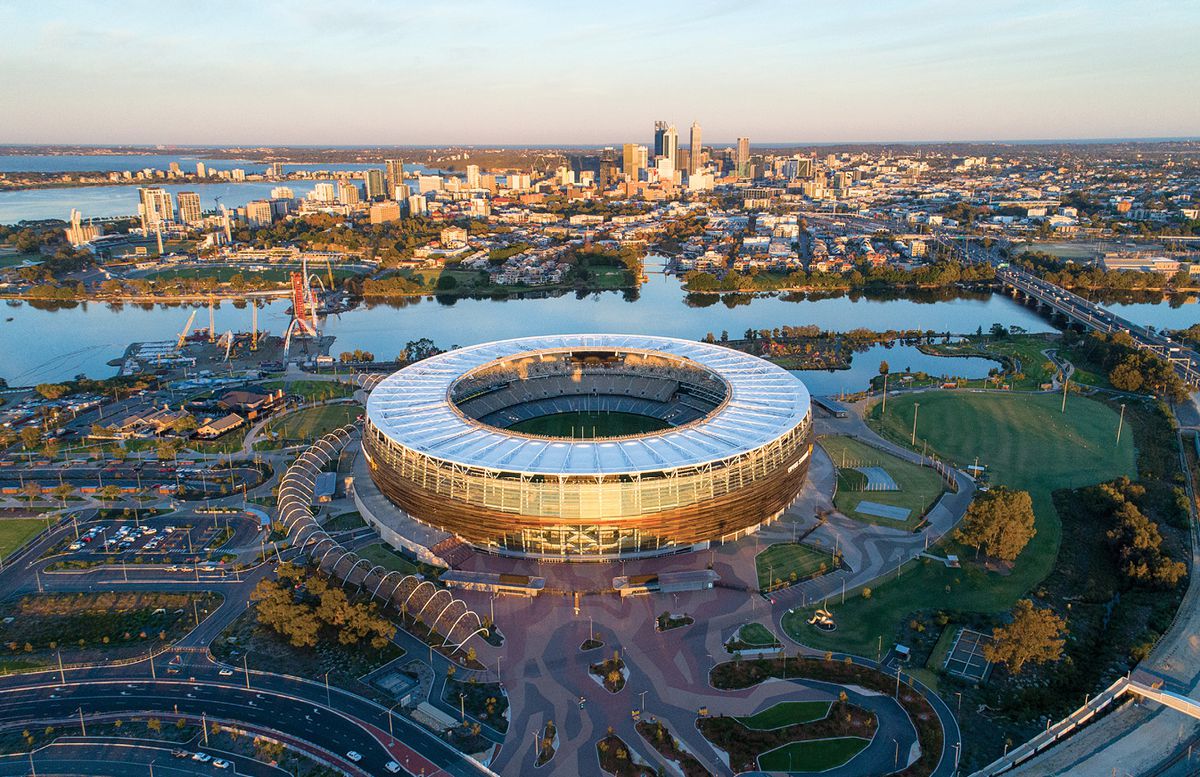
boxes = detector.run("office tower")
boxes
[662,124,679,171]
[622,143,648,179]
[271,186,295,200]
[365,169,387,200]
[245,200,273,228]
[312,182,337,202]
[466,164,481,189]
[177,191,202,225]
[653,121,668,158]
[385,159,405,197]
[195,162,207,178]
[137,187,175,231]
[418,175,443,193]
[64,209,102,246]
[736,137,751,177]
[689,122,702,174]
[337,181,361,205]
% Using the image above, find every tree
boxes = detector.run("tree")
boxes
[35,384,70,400]
[19,426,41,451]
[99,485,122,503]
[878,360,890,375]
[983,599,1067,674]
[954,487,1036,562]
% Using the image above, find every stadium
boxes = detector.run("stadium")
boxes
[362,334,813,561]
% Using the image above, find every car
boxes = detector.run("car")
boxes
[212,759,231,769]
[218,668,233,676]
[346,751,362,763]
[385,762,402,773]
[191,752,212,762]
[171,749,188,759]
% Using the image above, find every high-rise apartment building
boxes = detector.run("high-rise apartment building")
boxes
[622,143,648,179]
[271,186,295,200]
[466,164,481,189]
[137,187,175,231]
[245,200,274,228]
[736,137,751,177]
[312,183,337,202]
[337,181,361,205]
[385,159,405,198]
[689,122,702,174]
[365,169,387,200]
[64,209,102,246]
[177,191,202,225]
[196,162,207,178]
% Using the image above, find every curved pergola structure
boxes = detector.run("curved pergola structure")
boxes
[273,422,484,653]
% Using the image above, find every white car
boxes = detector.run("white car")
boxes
[385,762,402,773]
[212,759,231,769]
[191,752,212,762]
[218,668,233,677]
[346,751,362,763]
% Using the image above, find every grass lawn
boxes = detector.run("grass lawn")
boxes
[355,541,443,579]
[255,404,361,449]
[732,622,782,649]
[784,391,1135,656]
[0,519,47,562]
[187,434,245,455]
[923,334,1058,391]
[141,266,358,284]
[0,253,42,268]
[262,379,354,402]
[757,542,835,590]
[817,435,945,529]
[737,701,832,730]
[324,511,366,532]
[757,737,869,772]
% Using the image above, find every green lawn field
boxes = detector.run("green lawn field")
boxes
[757,737,869,772]
[818,435,945,529]
[262,379,354,402]
[256,404,361,448]
[355,542,424,576]
[757,543,835,590]
[737,701,831,730]
[784,391,1135,655]
[0,519,46,562]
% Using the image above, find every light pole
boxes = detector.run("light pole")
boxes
[639,690,647,712]
[1116,403,1126,446]
[387,701,402,740]
[911,402,920,446]
[77,706,86,736]
[324,672,331,706]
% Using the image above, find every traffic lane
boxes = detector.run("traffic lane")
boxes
[0,686,382,776]
[0,738,289,776]
[0,677,467,777]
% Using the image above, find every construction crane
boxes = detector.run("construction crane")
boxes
[217,330,234,362]
[250,304,258,351]
[207,297,216,342]
[176,310,197,349]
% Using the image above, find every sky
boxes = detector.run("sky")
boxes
[1,0,1197,146]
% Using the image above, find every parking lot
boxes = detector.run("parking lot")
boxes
[48,513,261,569]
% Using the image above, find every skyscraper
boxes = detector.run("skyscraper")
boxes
[365,169,387,200]
[653,121,668,158]
[736,137,751,177]
[622,143,648,179]
[195,162,207,178]
[177,191,202,225]
[385,159,405,198]
[689,122,702,174]
[337,181,361,205]
[466,164,481,189]
[137,187,174,231]
[662,125,679,172]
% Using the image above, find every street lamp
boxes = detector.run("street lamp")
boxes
[911,402,920,446]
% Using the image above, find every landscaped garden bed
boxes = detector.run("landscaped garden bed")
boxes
[698,700,875,774]
[535,720,557,767]
[636,718,711,776]
[655,611,694,631]
[597,733,655,777]
[444,677,508,733]
[725,622,782,654]
[589,651,628,693]
[711,655,943,777]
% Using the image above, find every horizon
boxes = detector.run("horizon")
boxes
[1,0,1196,145]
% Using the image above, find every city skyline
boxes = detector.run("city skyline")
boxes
[1,0,1197,146]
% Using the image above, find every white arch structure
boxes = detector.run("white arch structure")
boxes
[272,423,485,654]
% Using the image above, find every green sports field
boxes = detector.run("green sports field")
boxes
[784,391,1135,655]
[757,542,835,590]
[507,411,668,439]
[256,404,361,449]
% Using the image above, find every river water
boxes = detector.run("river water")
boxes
[0,257,1074,392]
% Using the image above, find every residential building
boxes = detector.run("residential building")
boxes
[64,209,102,246]
[689,122,702,174]
[736,137,751,177]
[177,191,202,225]
[369,201,402,224]
[245,200,274,228]
[466,164,481,189]
[337,181,361,205]
[365,169,387,200]
[137,187,174,231]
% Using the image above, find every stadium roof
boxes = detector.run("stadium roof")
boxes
[366,334,810,476]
